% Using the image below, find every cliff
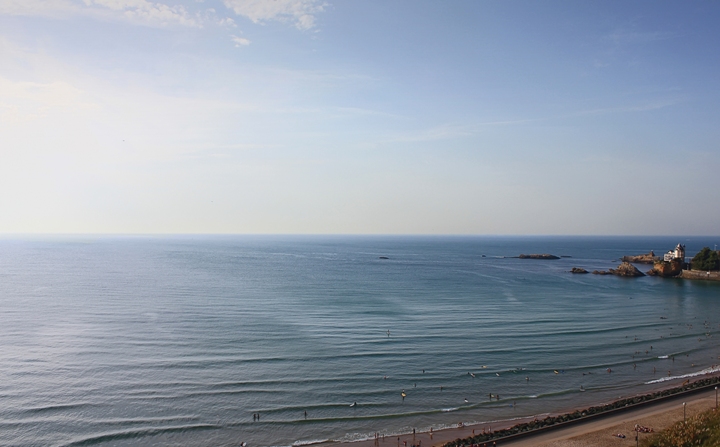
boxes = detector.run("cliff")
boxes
[647,259,684,277]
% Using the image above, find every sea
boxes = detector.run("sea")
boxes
[1,235,719,447]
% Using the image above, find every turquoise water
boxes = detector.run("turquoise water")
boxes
[0,236,719,447]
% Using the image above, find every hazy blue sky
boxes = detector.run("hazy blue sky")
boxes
[1,0,719,234]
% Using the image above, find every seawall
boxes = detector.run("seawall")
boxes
[679,270,720,281]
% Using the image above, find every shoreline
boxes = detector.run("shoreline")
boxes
[322,373,720,447]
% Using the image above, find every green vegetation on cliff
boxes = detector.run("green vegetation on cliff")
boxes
[691,247,720,271]
[641,407,720,447]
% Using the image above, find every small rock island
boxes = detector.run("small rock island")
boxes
[518,254,560,260]
[592,261,645,277]
[621,251,659,264]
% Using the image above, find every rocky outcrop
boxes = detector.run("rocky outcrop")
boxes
[592,262,645,277]
[648,259,683,277]
[518,254,560,260]
[621,251,659,264]
[610,262,645,277]
[570,268,588,274]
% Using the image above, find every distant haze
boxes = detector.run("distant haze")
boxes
[1,1,719,235]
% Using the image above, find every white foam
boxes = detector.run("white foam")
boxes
[292,439,331,447]
[442,407,459,412]
[657,355,669,359]
[645,365,720,384]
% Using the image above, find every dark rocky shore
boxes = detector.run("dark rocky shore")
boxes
[443,375,720,447]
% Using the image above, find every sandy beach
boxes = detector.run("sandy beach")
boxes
[325,378,720,447]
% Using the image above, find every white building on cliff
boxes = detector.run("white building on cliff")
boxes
[664,244,686,262]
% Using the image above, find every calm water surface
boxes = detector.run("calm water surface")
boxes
[0,236,719,447]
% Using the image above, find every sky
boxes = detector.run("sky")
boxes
[1,0,719,235]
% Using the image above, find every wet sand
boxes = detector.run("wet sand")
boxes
[324,379,719,447]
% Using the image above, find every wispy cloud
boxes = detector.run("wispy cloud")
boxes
[334,107,407,120]
[231,35,250,47]
[0,0,79,17]
[0,77,96,124]
[0,0,214,27]
[606,29,674,45]
[222,0,325,30]
[83,0,201,27]
[574,98,681,116]
[386,119,536,143]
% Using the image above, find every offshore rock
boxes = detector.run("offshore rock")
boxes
[592,262,644,277]
[518,254,560,260]
[621,251,659,264]
[570,267,589,274]
[609,261,645,277]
